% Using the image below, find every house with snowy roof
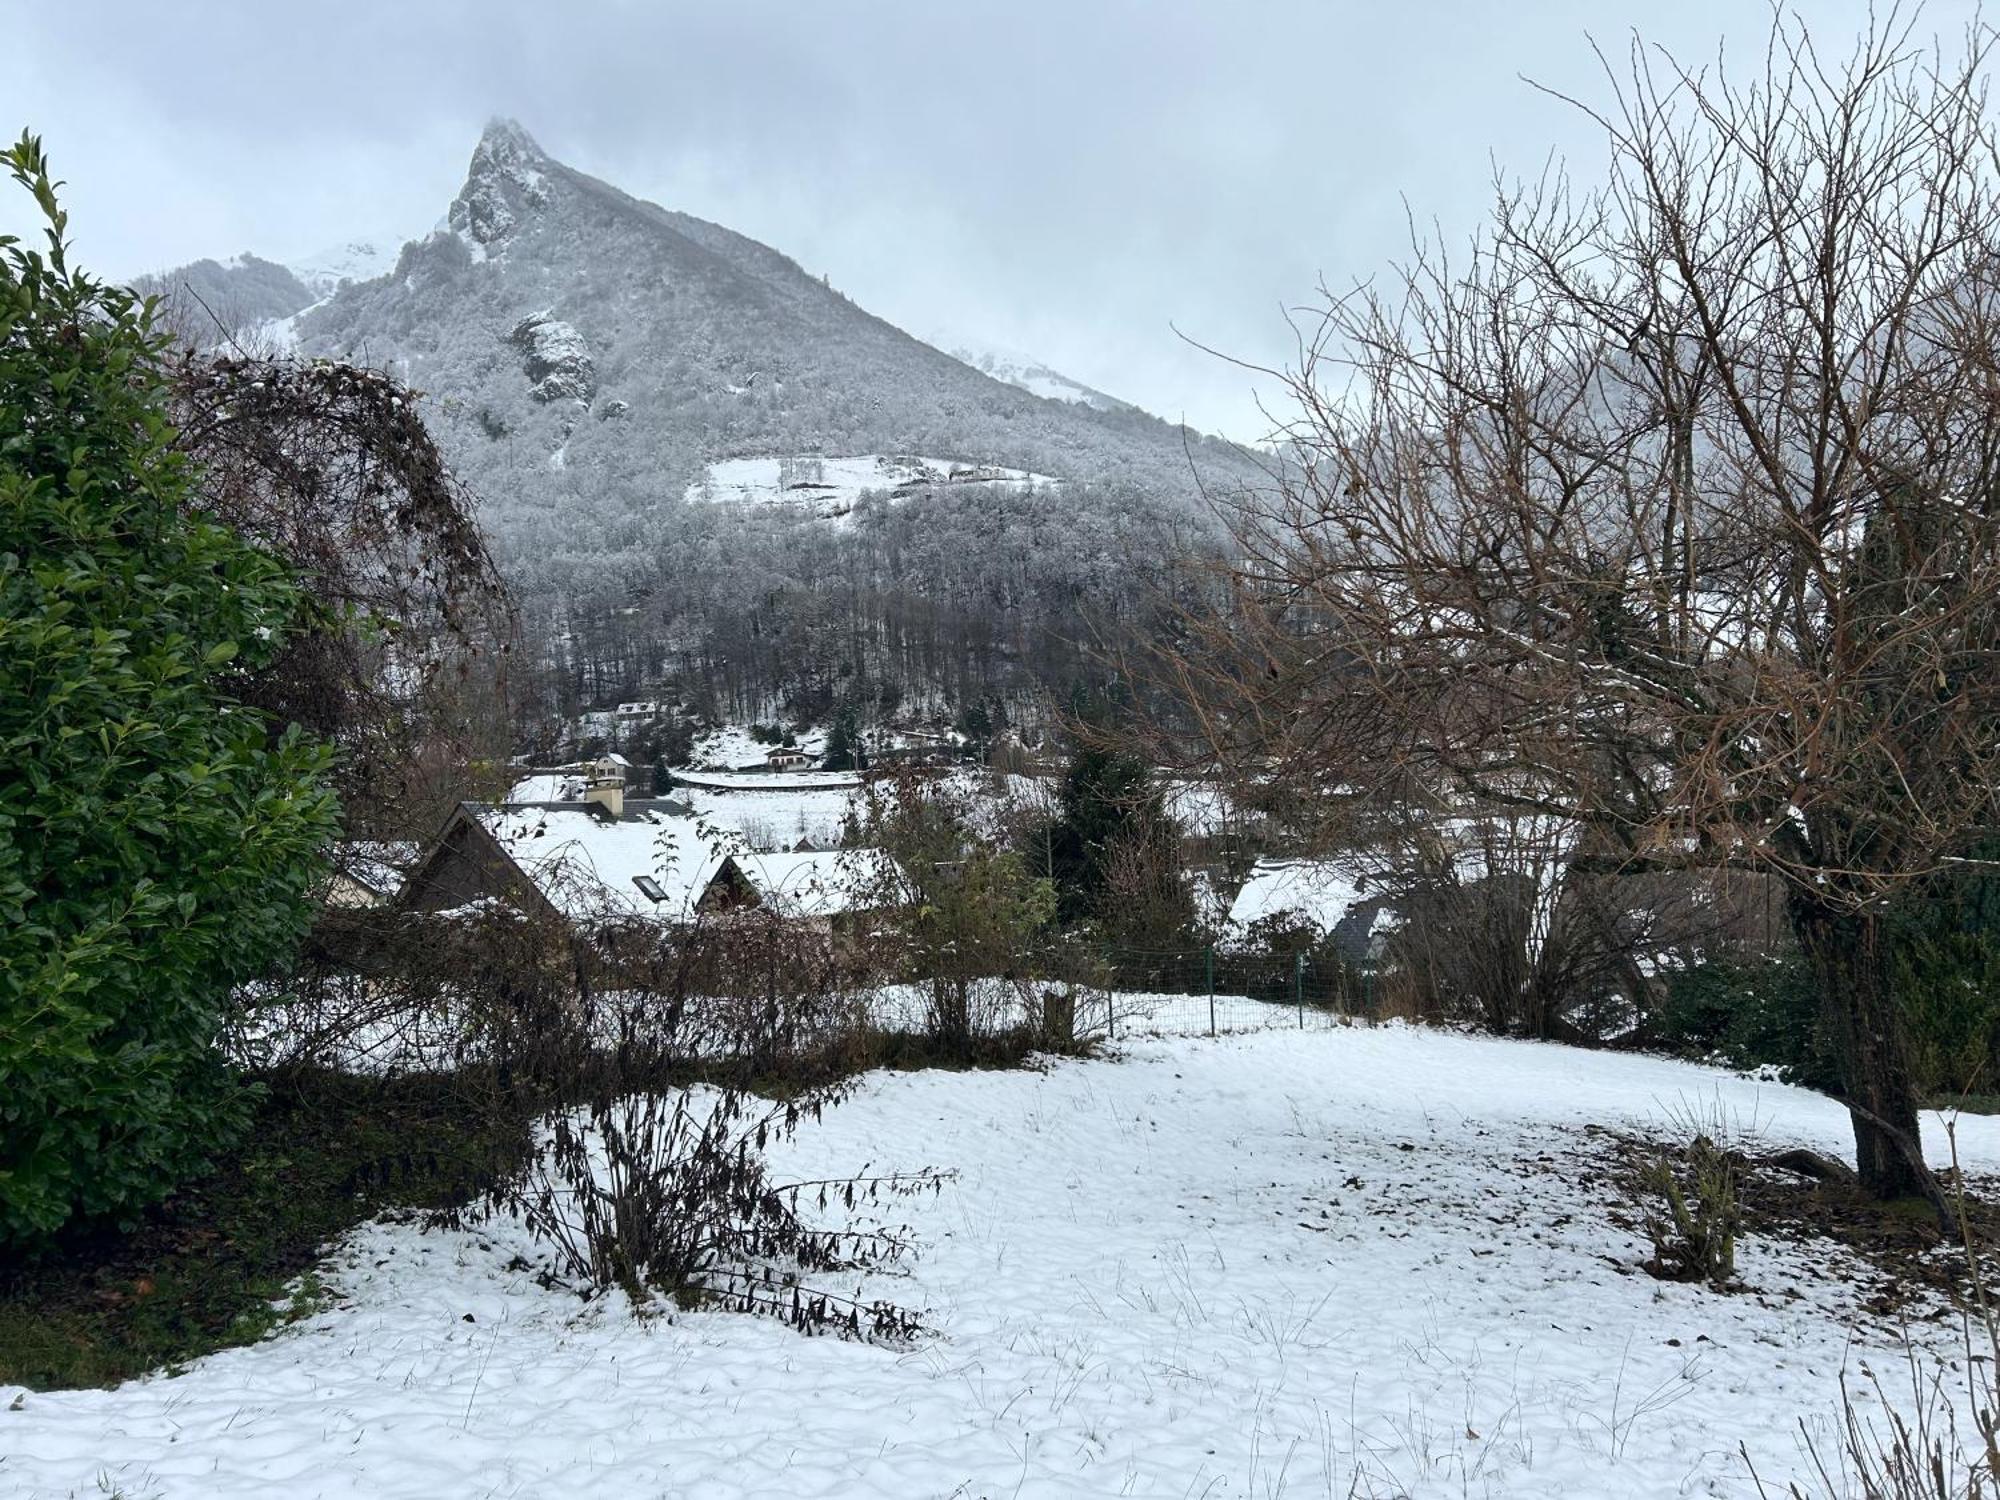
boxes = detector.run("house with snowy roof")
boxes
[401,767,904,939]
[1220,815,1580,966]
[505,753,653,803]
[1220,856,1401,961]
[319,840,418,909]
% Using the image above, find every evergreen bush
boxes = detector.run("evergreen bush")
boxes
[0,136,337,1245]
[1657,955,1836,1091]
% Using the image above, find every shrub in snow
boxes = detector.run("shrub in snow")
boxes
[852,768,1093,1060]
[324,880,947,1339]
[1640,1132,1739,1290]
[506,1082,937,1338]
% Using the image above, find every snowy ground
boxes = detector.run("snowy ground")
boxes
[684,724,832,771]
[9,1007,1995,1499]
[673,765,1003,851]
[685,454,1057,522]
[677,780,864,850]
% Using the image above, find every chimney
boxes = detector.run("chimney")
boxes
[582,760,625,820]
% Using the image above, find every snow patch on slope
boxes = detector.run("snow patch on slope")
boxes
[933,329,1136,412]
[290,239,398,299]
[244,240,403,353]
[685,453,1057,521]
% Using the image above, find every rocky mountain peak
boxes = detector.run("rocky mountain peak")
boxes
[449,118,556,251]
[479,116,547,159]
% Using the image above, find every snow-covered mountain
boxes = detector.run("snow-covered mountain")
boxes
[287,239,399,299]
[135,120,1255,713]
[131,253,313,337]
[139,120,1242,559]
[297,121,1243,537]
[930,332,1136,413]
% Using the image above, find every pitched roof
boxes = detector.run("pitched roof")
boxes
[475,802,735,921]
[505,772,583,802]
[738,849,902,918]
[1222,856,1399,961]
[467,802,901,924]
[1226,857,1372,936]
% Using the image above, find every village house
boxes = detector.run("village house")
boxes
[319,840,417,910]
[401,760,901,938]
[507,752,655,801]
[1220,856,1401,962]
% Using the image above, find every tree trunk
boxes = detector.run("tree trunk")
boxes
[1791,897,1928,1202]
[1041,987,1076,1048]
[933,979,971,1059]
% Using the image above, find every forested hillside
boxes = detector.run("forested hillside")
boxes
[144,120,1261,725]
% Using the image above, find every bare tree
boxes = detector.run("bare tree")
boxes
[169,354,516,841]
[1158,11,2000,1211]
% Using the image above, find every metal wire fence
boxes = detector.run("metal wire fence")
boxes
[1089,944,1379,1040]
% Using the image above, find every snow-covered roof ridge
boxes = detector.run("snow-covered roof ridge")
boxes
[1221,853,1401,959]
[467,797,901,924]
[475,801,737,922]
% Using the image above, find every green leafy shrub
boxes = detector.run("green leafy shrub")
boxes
[0,135,337,1246]
[1662,908,2000,1103]
[1885,844,2000,1100]
[1657,954,1838,1091]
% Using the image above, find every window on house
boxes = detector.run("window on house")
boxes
[632,875,666,903]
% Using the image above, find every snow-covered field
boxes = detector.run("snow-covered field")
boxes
[9,1011,1993,1499]
[685,723,831,770]
[685,454,1057,521]
[675,778,864,851]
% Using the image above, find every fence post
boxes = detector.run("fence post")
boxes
[1205,945,1215,1037]
[1295,952,1305,1029]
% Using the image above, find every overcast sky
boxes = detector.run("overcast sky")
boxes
[2,1,1977,436]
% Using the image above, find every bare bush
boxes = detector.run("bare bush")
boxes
[265,889,947,1339]
[511,1080,938,1338]
[1641,1132,1739,1288]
